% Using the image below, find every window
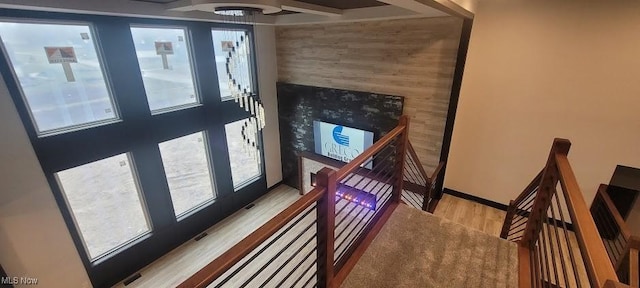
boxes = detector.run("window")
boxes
[0,13,264,288]
[159,131,216,217]
[130,26,198,112]
[212,29,253,100]
[56,154,150,260]
[0,21,117,135]
[225,118,261,189]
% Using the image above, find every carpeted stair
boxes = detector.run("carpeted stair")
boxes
[342,204,518,288]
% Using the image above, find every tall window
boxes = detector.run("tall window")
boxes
[0,13,265,288]
[130,26,199,112]
[0,22,116,135]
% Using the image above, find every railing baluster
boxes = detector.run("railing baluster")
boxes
[274,248,317,288]
[541,215,560,287]
[239,219,317,288]
[534,243,543,287]
[260,233,317,287]
[548,198,571,288]
[554,187,583,288]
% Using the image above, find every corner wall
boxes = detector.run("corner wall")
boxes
[275,17,463,174]
[0,78,91,287]
[254,25,283,188]
[445,0,640,204]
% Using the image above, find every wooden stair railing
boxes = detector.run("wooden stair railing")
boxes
[178,116,410,288]
[501,138,624,288]
[402,140,445,213]
[590,183,640,287]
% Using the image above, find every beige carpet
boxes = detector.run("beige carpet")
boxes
[341,204,518,288]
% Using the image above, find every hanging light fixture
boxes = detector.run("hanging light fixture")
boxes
[215,5,266,163]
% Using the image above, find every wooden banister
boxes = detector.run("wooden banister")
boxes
[520,139,568,248]
[177,187,325,288]
[407,141,429,183]
[630,246,639,288]
[316,168,336,288]
[335,115,408,182]
[518,246,532,288]
[556,153,619,287]
[604,279,633,288]
[513,170,543,206]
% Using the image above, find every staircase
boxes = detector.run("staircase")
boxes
[177,117,629,288]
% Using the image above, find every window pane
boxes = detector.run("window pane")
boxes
[225,118,261,189]
[0,22,116,134]
[56,154,150,260]
[159,132,216,217]
[212,29,252,100]
[130,26,198,112]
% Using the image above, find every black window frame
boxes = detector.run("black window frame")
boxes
[0,8,268,288]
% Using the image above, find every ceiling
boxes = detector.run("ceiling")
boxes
[295,0,386,10]
[133,0,387,10]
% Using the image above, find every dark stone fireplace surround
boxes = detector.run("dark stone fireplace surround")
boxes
[277,82,405,188]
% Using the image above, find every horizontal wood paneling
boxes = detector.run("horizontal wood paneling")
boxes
[276,17,463,173]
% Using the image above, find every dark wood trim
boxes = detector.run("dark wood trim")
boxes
[177,187,325,288]
[266,180,284,191]
[445,188,574,231]
[425,161,445,211]
[332,202,399,287]
[444,188,509,211]
[500,200,516,239]
[436,18,473,201]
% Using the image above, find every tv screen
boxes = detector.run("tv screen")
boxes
[313,121,374,168]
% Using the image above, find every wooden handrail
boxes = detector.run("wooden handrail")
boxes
[335,115,408,182]
[512,169,543,207]
[556,153,619,288]
[177,187,326,288]
[407,141,429,183]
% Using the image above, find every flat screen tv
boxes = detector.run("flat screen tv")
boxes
[313,121,374,169]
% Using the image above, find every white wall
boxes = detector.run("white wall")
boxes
[254,25,283,188]
[445,0,640,205]
[0,79,91,287]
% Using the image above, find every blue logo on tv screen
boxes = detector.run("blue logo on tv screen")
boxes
[332,125,349,146]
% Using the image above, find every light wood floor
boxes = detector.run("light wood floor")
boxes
[432,194,507,237]
[113,185,302,288]
[113,185,589,287]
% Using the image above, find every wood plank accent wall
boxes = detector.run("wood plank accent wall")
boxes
[276,17,463,173]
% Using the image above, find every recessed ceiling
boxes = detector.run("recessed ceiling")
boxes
[132,0,387,10]
[295,0,386,10]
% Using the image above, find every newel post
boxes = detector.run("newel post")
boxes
[520,139,571,248]
[316,167,336,288]
[392,115,410,204]
[500,200,516,239]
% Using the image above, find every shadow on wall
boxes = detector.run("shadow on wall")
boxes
[277,82,404,188]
